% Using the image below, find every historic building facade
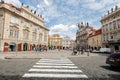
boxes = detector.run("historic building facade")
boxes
[76,22,94,50]
[0,2,49,52]
[62,36,72,49]
[101,6,120,52]
[48,34,62,49]
[88,28,102,50]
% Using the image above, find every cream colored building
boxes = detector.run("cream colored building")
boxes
[101,6,120,52]
[88,29,102,50]
[76,22,94,50]
[62,36,72,49]
[48,34,62,49]
[0,2,49,52]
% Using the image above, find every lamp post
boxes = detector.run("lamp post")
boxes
[16,30,19,55]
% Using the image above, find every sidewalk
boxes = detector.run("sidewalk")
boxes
[0,50,99,59]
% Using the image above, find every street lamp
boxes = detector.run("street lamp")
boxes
[16,30,19,55]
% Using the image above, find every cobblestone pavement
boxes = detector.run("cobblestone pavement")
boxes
[0,50,120,80]
[69,53,120,80]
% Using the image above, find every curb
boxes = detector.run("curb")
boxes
[4,57,41,59]
[69,56,90,58]
[69,54,98,58]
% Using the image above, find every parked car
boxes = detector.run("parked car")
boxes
[106,53,120,67]
[100,48,111,53]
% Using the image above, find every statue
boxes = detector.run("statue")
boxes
[77,23,81,30]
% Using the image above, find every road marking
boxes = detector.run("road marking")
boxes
[36,63,75,65]
[23,73,88,78]
[29,68,82,73]
[39,59,70,60]
[23,58,88,78]
[38,61,73,63]
[33,65,78,68]
[40,59,70,61]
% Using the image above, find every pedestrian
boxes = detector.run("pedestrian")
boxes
[77,47,81,55]
[81,47,84,54]
[72,48,77,55]
[45,46,47,51]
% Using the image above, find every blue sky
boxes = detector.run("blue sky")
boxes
[3,0,120,39]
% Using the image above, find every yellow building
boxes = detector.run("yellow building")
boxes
[0,2,49,52]
[48,34,62,49]
[88,29,102,50]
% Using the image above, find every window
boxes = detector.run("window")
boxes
[32,26,37,32]
[32,33,36,41]
[113,22,116,29]
[9,29,19,38]
[23,22,30,28]
[10,30,13,37]
[38,34,42,43]
[23,30,29,39]
[111,36,113,39]
[10,16,19,25]
[118,20,120,28]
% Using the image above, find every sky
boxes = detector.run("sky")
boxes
[2,0,120,39]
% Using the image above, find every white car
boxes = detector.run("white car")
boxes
[99,48,111,53]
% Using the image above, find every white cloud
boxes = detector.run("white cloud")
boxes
[3,0,21,8]
[50,24,69,32]
[44,0,50,6]
[49,24,77,39]
[82,0,120,10]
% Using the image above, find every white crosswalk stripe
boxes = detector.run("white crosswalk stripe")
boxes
[23,73,88,78]
[29,69,82,73]
[33,65,78,68]
[23,58,88,78]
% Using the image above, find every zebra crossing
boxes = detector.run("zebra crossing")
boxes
[22,58,88,79]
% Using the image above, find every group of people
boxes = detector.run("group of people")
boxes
[72,47,85,55]
[34,45,47,52]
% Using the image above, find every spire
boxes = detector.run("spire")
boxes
[77,23,81,30]
[22,3,24,6]
[81,22,84,28]
[34,11,36,14]
[86,22,89,27]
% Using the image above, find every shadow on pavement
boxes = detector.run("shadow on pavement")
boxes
[100,65,120,72]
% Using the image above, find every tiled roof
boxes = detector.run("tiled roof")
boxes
[89,28,101,37]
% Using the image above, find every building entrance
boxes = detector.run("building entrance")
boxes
[9,42,16,51]
[23,43,28,51]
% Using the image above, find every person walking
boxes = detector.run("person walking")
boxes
[81,47,84,54]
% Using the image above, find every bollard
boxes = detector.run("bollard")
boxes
[87,49,90,56]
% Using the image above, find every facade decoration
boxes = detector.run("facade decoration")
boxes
[0,2,49,52]
[101,6,120,52]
